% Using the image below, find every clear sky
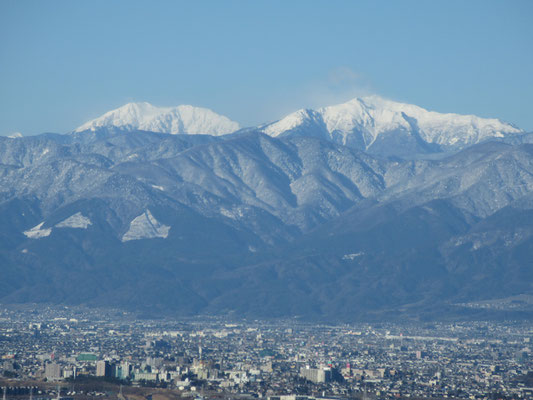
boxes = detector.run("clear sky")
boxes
[1,0,532,136]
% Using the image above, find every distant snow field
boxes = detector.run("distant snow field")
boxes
[55,212,92,229]
[23,222,52,239]
[122,210,170,242]
[23,213,92,239]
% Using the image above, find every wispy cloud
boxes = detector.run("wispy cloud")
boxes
[305,66,375,109]
[327,66,362,87]
[240,67,378,126]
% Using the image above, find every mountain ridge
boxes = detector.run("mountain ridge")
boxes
[259,95,523,156]
[69,96,525,159]
[0,98,532,320]
[74,102,240,136]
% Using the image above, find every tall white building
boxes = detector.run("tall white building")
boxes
[299,366,332,383]
[96,360,109,377]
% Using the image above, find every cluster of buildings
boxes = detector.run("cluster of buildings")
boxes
[1,305,533,399]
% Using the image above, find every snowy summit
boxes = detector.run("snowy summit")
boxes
[260,95,523,154]
[74,102,240,136]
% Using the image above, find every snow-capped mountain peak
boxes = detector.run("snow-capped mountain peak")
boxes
[260,95,523,155]
[74,102,240,136]
[262,108,325,137]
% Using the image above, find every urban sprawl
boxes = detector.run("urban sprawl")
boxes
[1,306,532,400]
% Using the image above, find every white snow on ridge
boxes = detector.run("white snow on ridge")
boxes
[23,222,52,239]
[73,96,521,151]
[263,109,323,137]
[74,102,240,136]
[55,212,92,229]
[122,210,170,242]
[262,95,522,149]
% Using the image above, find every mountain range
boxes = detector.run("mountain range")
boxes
[1,96,532,321]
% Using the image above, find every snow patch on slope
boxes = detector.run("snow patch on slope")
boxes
[74,102,240,136]
[23,222,52,239]
[122,210,170,242]
[55,212,92,229]
[342,252,364,260]
[23,213,93,239]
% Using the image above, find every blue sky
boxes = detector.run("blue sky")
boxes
[1,0,532,135]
